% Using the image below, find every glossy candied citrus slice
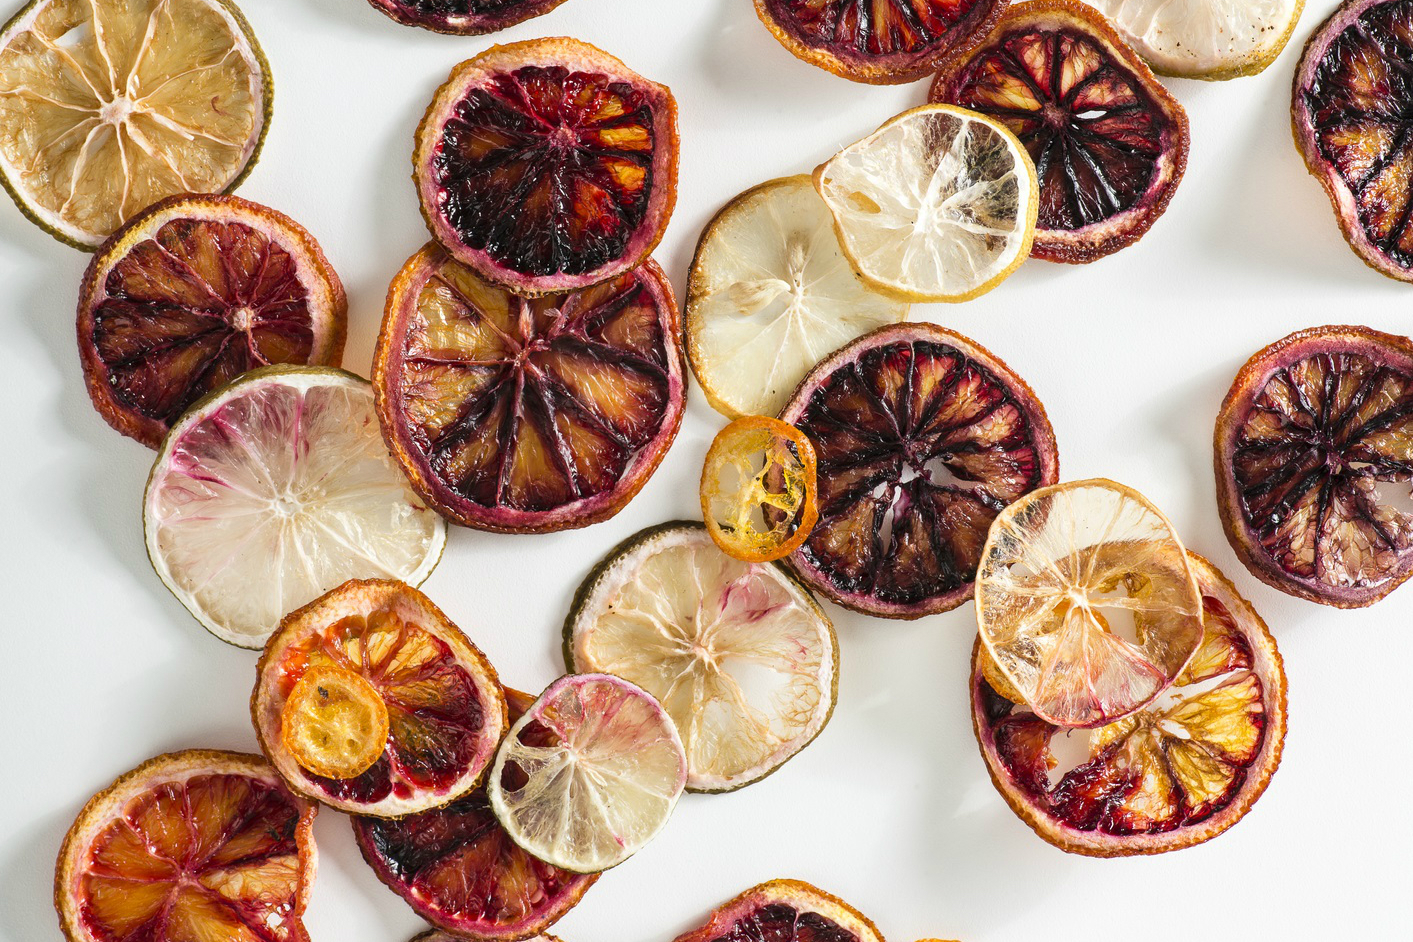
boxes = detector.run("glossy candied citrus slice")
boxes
[976,479,1204,728]
[973,554,1287,856]
[77,194,347,448]
[673,880,883,942]
[55,750,317,942]
[0,0,270,248]
[778,323,1059,619]
[1089,0,1303,79]
[1215,326,1413,607]
[281,666,390,781]
[367,0,572,34]
[374,244,686,534]
[930,0,1189,263]
[413,37,678,295]
[701,417,819,564]
[253,579,509,817]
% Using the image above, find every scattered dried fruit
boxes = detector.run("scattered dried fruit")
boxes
[673,880,884,942]
[701,417,819,564]
[281,666,390,781]
[1089,0,1304,78]
[367,0,571,35]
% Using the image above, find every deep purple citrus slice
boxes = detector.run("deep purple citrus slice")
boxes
[413,37,679,295]
[673,880,884,942]
[778,323,1059,618]
[411,933,560,942]
[930,0,1189,263]
[1215,325,1413,607]
[367,0,571,34]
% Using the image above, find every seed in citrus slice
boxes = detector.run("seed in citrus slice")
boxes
[973,553,1287,856]
[374,244,686,534]
[1088,0,1304,79]
[367,0,572,35]
[281,666,390,781]
[55,750,317,942]
[1215,326,1413,607]
[976,478,1204,728]
[77,194,347,448]
[0,0,270,248]
[144,366,447,649]
[565,522,837,793]
[778,323,1059,619]
[354,688,597,939]
[929,0,1189,264]
[685,176,908,419]
[702,417,819,564]
[413,37,678,296]
[254,579,508,817]
[488,673,686,873]
[673,880,884,942]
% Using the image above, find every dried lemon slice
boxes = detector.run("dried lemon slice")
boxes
[1088,0,1304,79]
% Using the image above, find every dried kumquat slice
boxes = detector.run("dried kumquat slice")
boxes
[281,666,390,780]
[701,416,819,563]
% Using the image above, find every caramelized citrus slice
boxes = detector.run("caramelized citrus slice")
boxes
[55,750,316,942]
[673,880,884,942]
[1090,0,1304,79]
[702,417,819,564]
[367,0,572,35]
[281,667,390,781]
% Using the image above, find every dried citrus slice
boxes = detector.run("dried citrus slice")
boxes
[487,673,686,873]
[701,417,819,564]
[354,688,597,939]
[685,176,908,419]
[411,933,561,942]
[413,37,678,295]
[281,666,390,781]
[77,194,347,448]
[673,880,883,942]
[367,0,571,34]
[253,579,508,817]
[976,478,1204,728]
[1088,0,1304,79]
[0,0,270,248]
[55,750,317,942]
[144,366,446,649]
[564,522,837,792]
[779,323,1059,619]
[930,0,1189,263]
[1215,326,1413,607]
[815,105,1038,302]
[973,553,1287,856]
[374,244,686,534]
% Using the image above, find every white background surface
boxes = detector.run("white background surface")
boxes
[1,0,1410,939]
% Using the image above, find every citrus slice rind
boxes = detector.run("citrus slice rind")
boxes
[672,880,884,942]
[1088,0,1304,79]
[564,522,838,793]
[701,417,820,564]
[972,553,1287,856]
[281,666,390,781]
[412,933,561,942]
[367,0,572,35]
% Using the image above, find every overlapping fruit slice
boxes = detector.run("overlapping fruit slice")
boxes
[411,933,561,942]
[930,0,1189,263]
[55,750,317,942]
[367,0,572,35]
[673,880,884,942]
[1089,0,1304,79]
[973,554,1287,856]
[253,579,508,817]
[281,666,391,781]
[778,323,1059,618]
[701,417,819,563]
[374,244,686,533]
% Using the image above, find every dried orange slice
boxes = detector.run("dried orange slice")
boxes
[673,880,884,942]
[281,666,390,781]
[368,0,572,35]
[702,416,819,564]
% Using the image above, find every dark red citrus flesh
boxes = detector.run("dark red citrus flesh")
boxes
[368,0,569,34]
[701,905,859,942]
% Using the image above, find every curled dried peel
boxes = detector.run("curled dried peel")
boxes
[702,416,818,563]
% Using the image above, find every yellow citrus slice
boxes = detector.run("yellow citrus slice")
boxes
[280,666,390,781]
[1087,0,1305,79]
[701,416,819,564]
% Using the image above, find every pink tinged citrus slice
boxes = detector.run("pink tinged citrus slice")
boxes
[367,0,573,34]
[672,880,885,942]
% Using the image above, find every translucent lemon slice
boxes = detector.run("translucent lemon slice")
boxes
[1086,0,1305,79]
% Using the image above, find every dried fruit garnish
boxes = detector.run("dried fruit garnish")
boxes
[367,0,572,35]
[1089,0,1304,79]
[281,667,390,781]
[702,417,819,563]
[672,880,883,942]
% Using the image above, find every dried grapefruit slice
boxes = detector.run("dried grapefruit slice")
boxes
[78,194,347,448]
[374,244,686,534]
[973,554,1287,856]
[779,323,1059,619]
[367,0,571,35]
[673,880,883,942]
[0,0,270,248]
[144,366,446,649]
[1089,0,1303,79]
[702,417,819,564]
[281,666,390,781]
[413,37,678,295]
[55,750,317,942]
[930,0,1189,263]
[253,579,509,817]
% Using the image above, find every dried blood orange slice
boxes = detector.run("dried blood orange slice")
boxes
[1215,326,1413,607]
[778,323,1059,619]
[702,416,819,564]
[973,554,1287,856]
[78,194,347,448]
[930,0,1189,263]
[354,688,597,940]
[253,579,509,817]
[367,0,571,35]
[281,666,390,781]
[55,750,317,942]
[374,244,686,534]
[411,932,561,942]
[413,37,678,295]
[673,880,883,942]
[1090,0,1304,79]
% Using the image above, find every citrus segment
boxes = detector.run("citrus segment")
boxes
[702,417,819,564]
[281,667,390,781]
[1088,0,1304,79]
[672,880,884,942]
[367,0,572,35]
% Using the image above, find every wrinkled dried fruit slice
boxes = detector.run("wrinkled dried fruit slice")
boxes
[976,479,1204,727]
[1215,326,1413,607]
[374,244,686,534]
[413,37,678,295]
[779,323,1059,619]
[78,194,347,447]
[1089,0,1303,79]
[367,0,572,35]
[55,750,317,942]
[673,880,883,942]
[702,417,819,563]
[281,667,390,781]
[973,554,1288,856]
[254,579,508,817]
[930,0,1189,263]
[411,932,561,942]
[565,522,837,792]
[0,0,270,248]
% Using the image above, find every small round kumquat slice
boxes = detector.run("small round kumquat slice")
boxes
[281,666,390,781]
[701,416,818,563]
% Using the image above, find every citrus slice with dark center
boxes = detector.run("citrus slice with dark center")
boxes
[281,667,390,781]
[930,0,1189,263]
[672,880,884,942]
[1215,325,1413,607]
[972,554,1287,856]
[778,323,1059,619]
[253,579,509,818]
[1090,0,1304,79]
[367,0,572,35]
[354,688,597,939]
[78,194,347,448]
[55,750,317,942]
[413,37,678,295]
[411,932,561,942]
[702,417,819,563]
[374,244,686,534]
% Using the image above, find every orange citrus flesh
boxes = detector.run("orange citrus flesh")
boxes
[281,666,390,780]
[701,416,819,563]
